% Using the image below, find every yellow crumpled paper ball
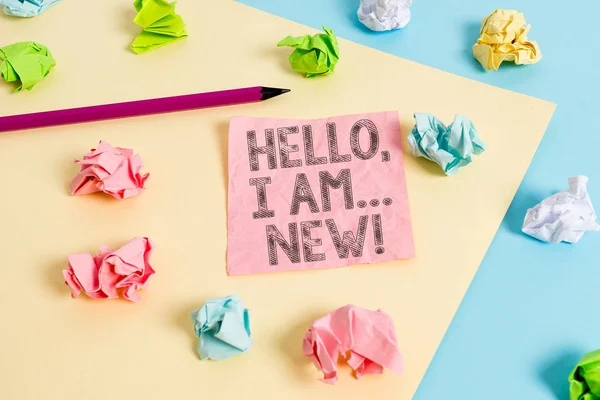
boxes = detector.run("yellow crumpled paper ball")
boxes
[472,9,541,71]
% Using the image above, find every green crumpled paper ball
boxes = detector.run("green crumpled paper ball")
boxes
[277,25,339,78]
[130,0,188,54]
[570,350,600,400]
[0,41,55,92]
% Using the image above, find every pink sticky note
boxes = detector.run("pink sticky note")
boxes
[303,304,403,384]
[227,112,414,275]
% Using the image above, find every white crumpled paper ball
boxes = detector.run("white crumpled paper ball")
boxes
[522,176,600,244]
[357,0,412,32]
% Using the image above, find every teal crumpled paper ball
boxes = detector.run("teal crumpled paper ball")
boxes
[1,0,63,17]
[408,113,486,175]
[190,294,252,361]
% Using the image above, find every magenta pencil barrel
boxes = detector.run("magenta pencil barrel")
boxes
[0,86,262,133]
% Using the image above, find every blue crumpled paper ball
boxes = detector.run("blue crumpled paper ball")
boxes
[190,294,252,361]
[408,113,486,175]
[1,0,63,17]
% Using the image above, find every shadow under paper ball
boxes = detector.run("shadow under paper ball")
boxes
[536,347,582,399]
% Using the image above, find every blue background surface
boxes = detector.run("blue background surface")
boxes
[236,0,600,398]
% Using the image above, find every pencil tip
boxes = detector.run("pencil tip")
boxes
[260,87,291,100]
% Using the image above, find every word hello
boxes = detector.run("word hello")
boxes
[246,119,384,171]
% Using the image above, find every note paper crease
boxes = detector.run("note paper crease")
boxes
[227,112,414,275]
[522,176,600,243]
[303,304,403,384]
[191,295,252,361]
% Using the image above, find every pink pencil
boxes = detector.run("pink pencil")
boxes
[0,86,290,133]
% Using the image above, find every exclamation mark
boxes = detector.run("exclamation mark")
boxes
[373,214,384,254]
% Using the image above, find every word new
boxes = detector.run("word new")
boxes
[265,214,385,266]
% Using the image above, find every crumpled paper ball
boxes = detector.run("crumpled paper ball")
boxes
[357,0,412,32]
[63,237,156,302]
[522,176,600,243]
[191,295,252,361]
[130,0,188,54]
[277,25,340,78]
[303,304,403,384]
[70,141,149,200]
[0,41,55,91]
[569,349,600,400]
[0,0,62,17]
[472,9,541,71]
[408,113,486,175]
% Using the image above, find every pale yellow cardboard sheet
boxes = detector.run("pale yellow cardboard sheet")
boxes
[0,1,555,399]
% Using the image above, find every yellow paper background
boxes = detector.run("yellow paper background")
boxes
[0,1,555,399]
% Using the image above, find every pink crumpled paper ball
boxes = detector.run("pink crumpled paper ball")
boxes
[303,304,403,384]
[62,237,155,302]
[70,140,149,200]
